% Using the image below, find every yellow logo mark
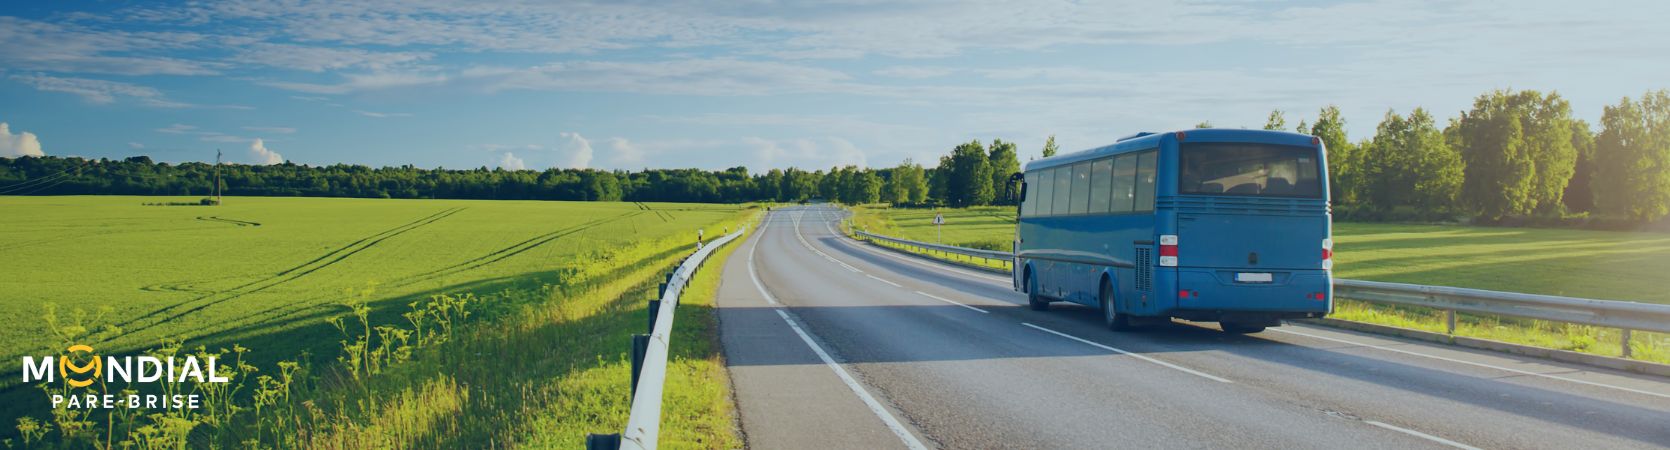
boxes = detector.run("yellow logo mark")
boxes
[58,344,100,388]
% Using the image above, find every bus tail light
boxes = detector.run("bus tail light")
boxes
[1321,238,1333,270]
[1159,234,1178,267]
[1308,292,1326,300]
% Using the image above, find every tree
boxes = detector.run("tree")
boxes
[1359,108,1465,213]
[1562,120,1597,213]
[1195,121,1214,129]
[1310,105,1360,205]
[1449,89,1578,218]
[944,140,994,207]
[855,169,882,204]
[1264,110,1287,130]
[883,159,928,205]
[1040,135,1058,158]
[987,139,1020,204]
[1295,119,1308,134]
[1593,90,1670,221]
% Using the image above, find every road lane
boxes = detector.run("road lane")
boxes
[719,205,1670,449]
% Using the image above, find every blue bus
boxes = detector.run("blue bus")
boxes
[1011,129,1332,333]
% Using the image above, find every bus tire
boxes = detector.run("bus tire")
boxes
[1026,270,1049,311]
[1101,279,1132,331]
[1220,322,1266,334]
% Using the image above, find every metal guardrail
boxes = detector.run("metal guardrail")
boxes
[587,226,746,450]
[848,228,1670,359]
[852,229,1012,270]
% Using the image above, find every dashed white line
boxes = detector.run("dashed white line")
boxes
[866,273,903,287]
[1270,328,1670,400]
[914,290,988,314]
[1364,421,1481,450]
[1021,322,1233,383]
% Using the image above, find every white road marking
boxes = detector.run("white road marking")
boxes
[1270,327,1670,400]
[1364,421,1481,450]
[915,290,989,314]
[773,309,928,450]
[748,209,928,450]
[866,274,903,287]
[793,209,862,273]
[747,215,777,305]
[1022,323,1233,384]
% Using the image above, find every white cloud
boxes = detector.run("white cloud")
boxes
[353,110,413,118]
[606,137,645,168]
[468,58,852,96]
[248,138,283,165]
[265,72,447,94]
[497,152,526,170]
[242,126,296,134]
[231,43,431,73]
[156,123,197,134]
[128,142,144,149]
[11,74,188,107]
[873,66,955,79]
[0,16,217,76]
[744,136,867,170]
[0,122,45,157]
[559,132,593,169]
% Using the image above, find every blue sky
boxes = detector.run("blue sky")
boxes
[2,0,1667,172]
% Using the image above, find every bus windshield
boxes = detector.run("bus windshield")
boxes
[1179,143,1322,198]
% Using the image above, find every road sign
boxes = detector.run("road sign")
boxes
[933,214,944,225]
[933,213,943,243]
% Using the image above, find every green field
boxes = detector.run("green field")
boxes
[851,205,1670,363]
[0,196,752,447]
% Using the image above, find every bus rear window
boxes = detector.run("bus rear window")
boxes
[1179,143,1322,198]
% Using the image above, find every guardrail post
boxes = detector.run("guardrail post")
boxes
[646,299,661,334]
[630,334,650,398]
[1445,309,1456,335]
[586,433,621,450]
[1621,329,1633,358]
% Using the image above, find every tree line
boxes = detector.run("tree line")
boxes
[2,88,1665,225]
[1268,89,1668,224]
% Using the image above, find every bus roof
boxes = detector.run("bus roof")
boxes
[1022,129,1318,172]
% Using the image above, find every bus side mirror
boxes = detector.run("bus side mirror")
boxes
[1005,172,1025,202]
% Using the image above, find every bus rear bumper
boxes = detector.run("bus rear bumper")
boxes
[1169,269,1332,323]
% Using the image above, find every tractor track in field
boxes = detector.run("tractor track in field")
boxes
[108,207,466,340]
[195,216,262,227]
[241,210,642,330]
[390,211,639,287]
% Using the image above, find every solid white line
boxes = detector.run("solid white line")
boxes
[1364,421,1481,450]
[747,214,778,305]
[1022,322,1233,383]
[866,274,903,288]
[1270,327,1670,400]
[915,290,989,314]
[775,309,928,450]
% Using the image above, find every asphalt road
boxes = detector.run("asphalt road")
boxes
[715,205,1670,449]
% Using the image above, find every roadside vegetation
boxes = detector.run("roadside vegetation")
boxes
[849,205,1670,365]
[0,196,751,448]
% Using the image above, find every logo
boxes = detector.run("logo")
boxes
[57,344,101,388]
[21,344,230,410]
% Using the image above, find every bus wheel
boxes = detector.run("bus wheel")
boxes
[1101,279,1132,331]
[1220,322,1266,334]
[1027,271,1049,311]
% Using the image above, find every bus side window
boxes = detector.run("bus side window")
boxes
[1111,154,1136,213]
[1069,162,1091,215]
[1089,158,1112,214]
[1134,150,1157,212]
[1052,165,1072,216]
[1015,171,1028,217]
[1035,168,1055,216]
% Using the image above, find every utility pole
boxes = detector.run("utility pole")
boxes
[214,149,222,205]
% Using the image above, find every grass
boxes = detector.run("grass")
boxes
[0,195,752,448]
[850,204,1670,364]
